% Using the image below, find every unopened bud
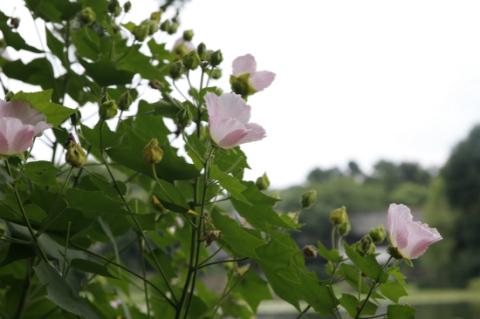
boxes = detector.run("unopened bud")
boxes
[99,100,118,120]
[369,225,386,244]
[65,139,87,168]
[183,29,194,41]
[160,20,171,32]
[338,221,351,236]
[210,68,222,80]
[107,0,121,17]
[143,138,164,165]
[150,11,162,22]
[152,195,167,213]
[169,61,184,80]
[149,79,163,90]
[209,50,223,67]
[330,206,348,225]
[303,245,318,258]
[301,190,317,209]
[357,235,376,256]
[205,230,221,246]
[9,17,19,29]
[183,51,200,70]
[134,21,150,42]
[197,43,207,60]
[255,173,270,190]
[148,20,159,35]
[118,90,133,111]
[79,7,96,25]
[176,106,192,128]
[123,1,132,13]
[167,22,179,35]
[230,74,254,99]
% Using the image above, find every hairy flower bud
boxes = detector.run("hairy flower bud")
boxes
[160,20,171,32]
[210,68,222,80]
[168,22,179,35]
[369,224,387,244]
[338,221,351,236]
[197,42,208,60]
[183,51,201,70]
[99,100,118,120]
[123,1,132,13]
[301,190,317,209]
[230,74,255,99]
[143,138,164,165]
[256,173,270,190]
[65,138,87,168]
[149,79,163,90]
[79,7,96,25]
[169,61,185,80]
[357,235,376,256]
[176,106,192,129]
[150,11,162,22]
[134,21,150,41]
[118,90,133,111]
[183,29,194,41]
[209,50,223,67]
[148,20,159,35]
[330,206,348,225]
[303,245,318,258]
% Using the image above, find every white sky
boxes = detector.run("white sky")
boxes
[2,0,480,187]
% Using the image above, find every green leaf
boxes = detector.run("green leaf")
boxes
[11,90,74,126]
[339,293,377,317]
[210,165,248,202]
[380,280,408,303]
[317,241,342,263]
[70,258,116,278]
[231,197,292,231]
[0,11,42,52]
[344,244,388,283]
[34,262,101,319]
[24,161,58,187]
[387,304,415,319]
[46,27,66,65]
[234,271,272,312]
[25,0,80,22]
[211,209,264,258]
[3,59,54,88]
[80,60,134,86]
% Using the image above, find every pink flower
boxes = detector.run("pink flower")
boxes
[232,54,275,92]
[173,38,194,56]
[206,92,266,149]
[387,203,442,259]
[0,100,51,155]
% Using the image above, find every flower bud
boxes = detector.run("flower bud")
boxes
[65,138,87,168]
[209,50,223,66]
[99,100,118,120]
[183,29,194,41]
[255,173,270,190]
[230,74,255,99]
[9,17,20,29]
[150,11,162,22]
[134,21,150,42]
[303,245,318,258]
[338,221,351,236]
[210,68,222,80]
[301,190,317,209]
[168,22,179,35]
[356,235,376,256]
[183,51,201,70]
[123,1,132,13]
[148,20,159,35]
[176,106,192,128]
[169,61,185,80]
[369,225,386,244]
[160,20,171,32]
[107,0,121,17]
[330,206,348,225]
[152,195,167,213]
[79,7,96,25]
[118,90,133,111]
[197,42,208,60]
[143,138,164,165]
[205,230,221,246]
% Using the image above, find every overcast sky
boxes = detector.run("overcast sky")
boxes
[2,0,480,187]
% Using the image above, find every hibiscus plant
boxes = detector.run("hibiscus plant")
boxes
[0,1,441,318]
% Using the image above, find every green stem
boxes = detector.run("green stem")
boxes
[138,237,151,319]
[5,161,49,263]
[296,305,311,319]
[197,257,248,270]
[13,258,34,319]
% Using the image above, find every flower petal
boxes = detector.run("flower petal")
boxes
[404,221,442,259]
[218,129,248,149]
[206,92,251,124]
[0,100,47,126]
[0,117,35,155]
[387,203,411,249]
[209,116,245,149]
[237,123,266,144]
[251,71,275,92]
[232,54,256,76]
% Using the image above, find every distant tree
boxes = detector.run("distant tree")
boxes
[347,160,363,178]
[307,167,343,183]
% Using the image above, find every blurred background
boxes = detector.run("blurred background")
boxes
[2,0,480,317]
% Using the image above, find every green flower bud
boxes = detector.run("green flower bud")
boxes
[70,109,82,126]
[230,74,255,99]
[209,50,223,66]
[197,42,208,60]
[134,21,150,42]
[176,106,192,129]
[356,235,376,256]
[65,140,87,168]
[169,61,185,80]
[255,173,270,190]
[152,195,167,213]
[150,11,162,22]
[301,190,317,209]
[303,245,318,258]
[79,7,96,25]
[99,100,118,120]
[330,206,348,225]
[183,29,194,41]
[148,20,159,35]
[160,20,171,32]
[123,1,132,13]
[338,221,351,236]
[108,0,121,17]
[143,138,164,165]
[9,17,19,29]
[118,90,133,111]
[369,224,387,244]
[183,51,201,70]
[210,68,222,80]
[167,22,179,35]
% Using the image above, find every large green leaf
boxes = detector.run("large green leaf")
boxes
[234,271,272,312]
[344,244,388,283]
[11,90,74,126]
[23,161,58,187]
[3,59,54,88]
[25,0,80,22]
[34,262,101,319]
[0,11,42,52]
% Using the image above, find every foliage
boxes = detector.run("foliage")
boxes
[0,1,420,318]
